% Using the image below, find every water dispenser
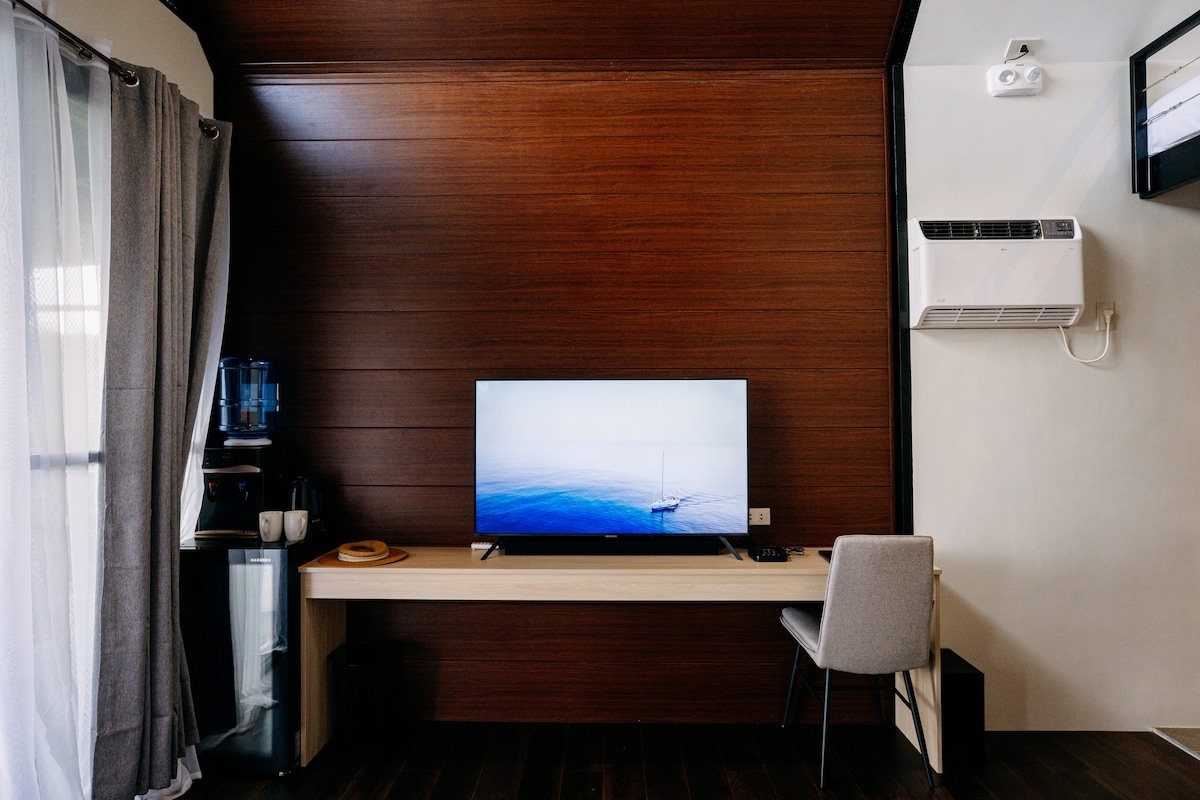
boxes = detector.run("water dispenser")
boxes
[218,357,279,446]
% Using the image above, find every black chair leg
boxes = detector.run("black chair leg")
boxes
[819,667,832,789]
[901,670,935,789]
[782,643,802,727]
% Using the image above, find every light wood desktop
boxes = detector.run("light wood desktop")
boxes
[298,546,942,770]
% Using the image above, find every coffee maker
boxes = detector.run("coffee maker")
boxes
[196,358,283,536]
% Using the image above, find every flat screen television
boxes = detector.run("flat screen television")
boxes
[474,378,749,556]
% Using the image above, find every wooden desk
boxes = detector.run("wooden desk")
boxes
[299,546,942,770]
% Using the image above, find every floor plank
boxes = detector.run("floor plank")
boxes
[560,723,605,800]
[181,722,1200,800]
[640,725,689,800]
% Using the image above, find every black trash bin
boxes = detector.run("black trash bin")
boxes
[941,648,985,774]
[330,640,405,741]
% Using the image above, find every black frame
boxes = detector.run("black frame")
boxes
[887,0,921,535]
[1131,9,1200,198]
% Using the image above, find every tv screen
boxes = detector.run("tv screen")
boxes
[475,379,749,537]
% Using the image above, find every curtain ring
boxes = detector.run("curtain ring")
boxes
[78,49,136,86]
[199,121,219,140]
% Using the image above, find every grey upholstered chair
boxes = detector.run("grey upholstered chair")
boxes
[780,534,935,789]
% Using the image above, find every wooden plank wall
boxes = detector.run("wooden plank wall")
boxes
[190,1,902,65]
[218,62,894,723]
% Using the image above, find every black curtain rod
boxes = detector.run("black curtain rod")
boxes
[11,0,139,85]
[9,0,219,139]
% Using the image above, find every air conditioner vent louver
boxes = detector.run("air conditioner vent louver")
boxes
[919,220,1042,240]
[919,307,1081,328]
[908,217,1083,329]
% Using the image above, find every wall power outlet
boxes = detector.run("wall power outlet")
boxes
[749,508,771,525]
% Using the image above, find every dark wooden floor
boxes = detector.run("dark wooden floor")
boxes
[184,722,1200,799]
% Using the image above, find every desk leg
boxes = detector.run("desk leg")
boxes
[895,575,942,774]
[300,581,345,767]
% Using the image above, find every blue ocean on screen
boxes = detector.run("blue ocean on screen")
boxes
[476,442,747,534]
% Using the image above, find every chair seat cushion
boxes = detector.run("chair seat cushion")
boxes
[780,606,821,656]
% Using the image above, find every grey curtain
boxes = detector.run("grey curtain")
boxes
[92,62,231,800]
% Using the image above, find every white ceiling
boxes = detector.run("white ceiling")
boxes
[905,0,1200,66]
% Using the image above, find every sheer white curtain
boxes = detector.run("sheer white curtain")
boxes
[0,4,111,799]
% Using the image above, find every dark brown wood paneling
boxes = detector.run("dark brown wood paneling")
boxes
[752,486,896,541]
[751,427,892,487]
[332,487,474,545]
[280,369,891,429]
[232,194,887,257]
[223,311,889,372]
[400,661,801,723]
[397,660,800,723]
[229,252,889,314]
[233,135,885,197]
[206,55,896,724]
[221,70,887,142]
[352,602,791,663]
[345,601,877,723]
[193,2,903,66]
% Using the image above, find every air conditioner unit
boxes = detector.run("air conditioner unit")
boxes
[908,217,1083,329]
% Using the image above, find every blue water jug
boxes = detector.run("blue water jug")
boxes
[218,357,279,443]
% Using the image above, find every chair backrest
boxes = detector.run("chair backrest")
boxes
[814,535,934,675]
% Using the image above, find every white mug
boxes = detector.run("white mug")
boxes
[284,509,308,542]
[259,510,283,543]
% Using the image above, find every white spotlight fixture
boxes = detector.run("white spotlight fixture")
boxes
[987,62,1043,97]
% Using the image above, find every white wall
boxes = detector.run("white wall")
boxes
[905,59,1200,730]
[55,0,212,116]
